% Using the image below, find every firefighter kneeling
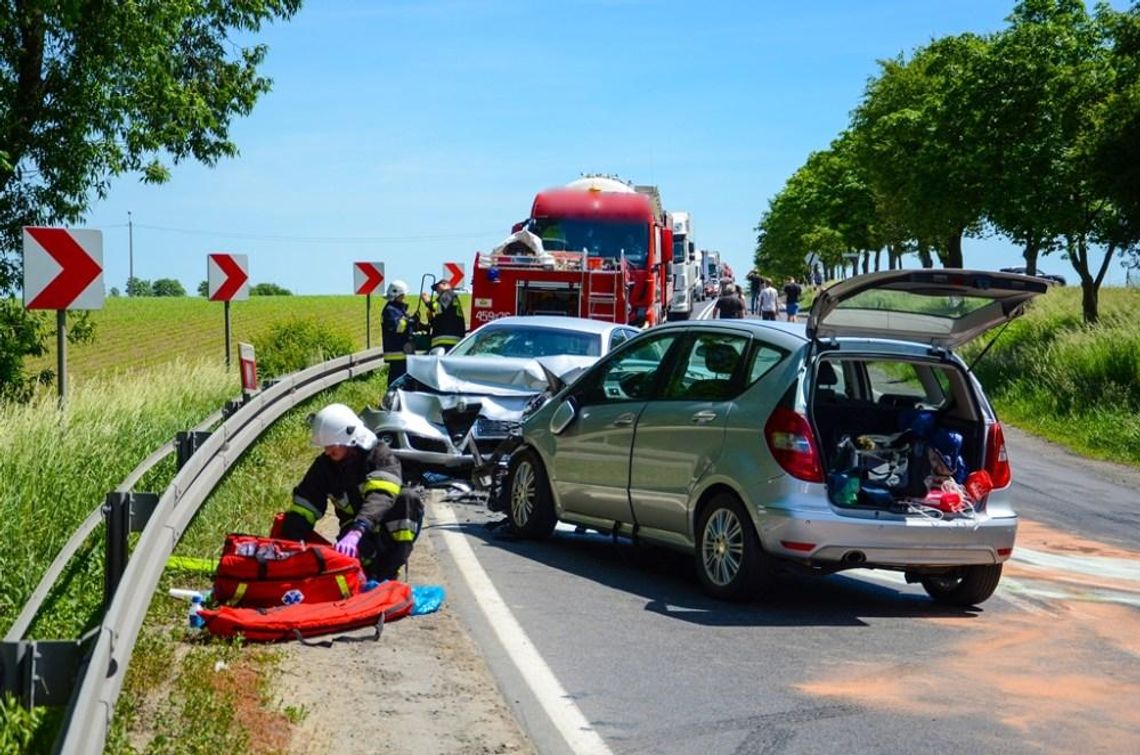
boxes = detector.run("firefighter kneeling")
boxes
[280,403,424,581]
[381,280,421,382]
[426,279,466,353]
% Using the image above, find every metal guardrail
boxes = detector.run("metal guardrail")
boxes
[1,347,386,754]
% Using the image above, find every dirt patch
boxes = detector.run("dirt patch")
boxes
[799,522,1140,753]
[274,518,534,754]
[212,655,294,755]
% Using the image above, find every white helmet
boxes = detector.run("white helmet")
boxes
[386,280,409,298]
[309,403,377,450]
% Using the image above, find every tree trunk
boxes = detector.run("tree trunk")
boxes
[1023,237,1040,276]
[874,248,882,272]
[944,229,964,268]
[861,251,869,275]
[917,244,933,269]
[1081,280,1099,325]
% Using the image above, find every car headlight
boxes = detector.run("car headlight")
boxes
[381,389,398,411]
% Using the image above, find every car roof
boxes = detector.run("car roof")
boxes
[476,315,629,335]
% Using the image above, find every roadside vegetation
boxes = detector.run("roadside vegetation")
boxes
[755,1,1140,326]
[964,286,1140,467]
[0,343,389,750]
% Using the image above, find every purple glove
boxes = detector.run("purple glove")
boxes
[335,530,362,559]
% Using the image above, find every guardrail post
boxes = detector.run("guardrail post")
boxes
[175,430,212,470]
[103,492,130,610]
[0,639,86,708]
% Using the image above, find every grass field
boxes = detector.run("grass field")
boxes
[24,293,464,385]
[964,285,1140,467]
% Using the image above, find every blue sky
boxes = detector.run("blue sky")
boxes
[84,0,1132,294]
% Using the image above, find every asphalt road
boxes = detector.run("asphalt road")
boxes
[426,423,1140,754]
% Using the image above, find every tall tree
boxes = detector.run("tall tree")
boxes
[0,0,301,396]
[851,34,992,268]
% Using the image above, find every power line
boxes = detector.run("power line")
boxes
[130,222,505,244]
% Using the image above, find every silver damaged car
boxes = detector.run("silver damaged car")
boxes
[502,269,1049,605]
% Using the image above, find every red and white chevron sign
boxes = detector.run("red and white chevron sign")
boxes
[353,262,385,295]
[442,261,465,288]
[23,227,104,310]
[207,253,250,302]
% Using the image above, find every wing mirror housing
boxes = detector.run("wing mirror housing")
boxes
[549,399,577,435]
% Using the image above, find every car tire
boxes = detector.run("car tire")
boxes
[920,564,1003,606]
[506,449,556,539]
[694,493,772,601]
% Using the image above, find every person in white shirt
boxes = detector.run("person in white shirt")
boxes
[759,279,779,321]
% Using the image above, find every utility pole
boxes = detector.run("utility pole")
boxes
[128,210,134,291]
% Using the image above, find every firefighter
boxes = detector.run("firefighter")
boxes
[281,403,423,581]
[381,280,417,382]
[426,280,466,352]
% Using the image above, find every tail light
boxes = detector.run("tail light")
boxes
[985,421,1012,489]
[765,406,824,482]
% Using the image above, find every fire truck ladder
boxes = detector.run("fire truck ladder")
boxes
[585,266,623,322]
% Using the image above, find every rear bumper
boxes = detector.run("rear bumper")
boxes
[755,501,1017,568]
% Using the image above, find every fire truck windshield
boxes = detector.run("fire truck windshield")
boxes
[529,219,648,267]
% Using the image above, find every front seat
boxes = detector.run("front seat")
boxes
[684,343,740,400]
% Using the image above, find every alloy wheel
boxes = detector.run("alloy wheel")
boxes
[702,507,745,587]
[511,460,536,527]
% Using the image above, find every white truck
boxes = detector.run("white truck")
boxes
[700,249,722,299]
[668,212,703,320]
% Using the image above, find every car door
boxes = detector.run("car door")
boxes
[550,331,683,524]
[628,330,751,542]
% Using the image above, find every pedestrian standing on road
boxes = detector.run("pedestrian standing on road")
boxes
[713,282,745,319]
[746,269,762,315]
[426,280,466,352]
[281,403,424,581]
[812,266,823,289]
[759,278,779,321]
[783,277,803,322]
[381,280,417,382]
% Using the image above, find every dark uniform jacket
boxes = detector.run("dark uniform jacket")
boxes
[282,442,422,580]
[714,292,745,319]
[428,294,466,351]
[381,299,414,361]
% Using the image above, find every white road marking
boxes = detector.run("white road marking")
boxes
[1013,547,1140,583]
[432,502,613,755]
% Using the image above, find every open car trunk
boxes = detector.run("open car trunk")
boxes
[809,355,987,515]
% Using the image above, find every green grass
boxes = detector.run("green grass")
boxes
[24,293,469,385]
[963,286,1140,467]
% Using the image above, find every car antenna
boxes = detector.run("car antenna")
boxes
[966,319,1014,374]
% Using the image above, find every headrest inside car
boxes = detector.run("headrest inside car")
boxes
[817,361,838,387]
[703,343,739,375]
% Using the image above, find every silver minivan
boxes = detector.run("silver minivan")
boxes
[502,269,1049,605]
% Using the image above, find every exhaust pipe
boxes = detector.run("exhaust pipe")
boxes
[842,550,866,565]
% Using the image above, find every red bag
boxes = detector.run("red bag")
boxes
[212,534,364,608]
[200,579,414,642]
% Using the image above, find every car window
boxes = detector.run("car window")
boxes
[579,333,677,405]
[865,361,949,409]
[662,333,749,401]
[450,326,601,357]
[747,343,787,385]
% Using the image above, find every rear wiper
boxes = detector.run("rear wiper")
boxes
[966,320,1014,374]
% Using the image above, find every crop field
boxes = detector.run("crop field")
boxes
[25,293,467,384]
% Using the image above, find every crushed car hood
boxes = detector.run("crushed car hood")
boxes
[405,354,595,396]
[392,354,597,424]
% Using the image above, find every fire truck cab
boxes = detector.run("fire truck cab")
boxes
[469,177,673,329]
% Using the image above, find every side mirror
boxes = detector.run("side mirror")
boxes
[428,346,446,356]
[549,399,577,435]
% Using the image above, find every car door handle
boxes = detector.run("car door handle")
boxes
[691,410,718,424]
[611,413,636,427]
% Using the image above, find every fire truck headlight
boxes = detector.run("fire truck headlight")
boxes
[487,267,501,283]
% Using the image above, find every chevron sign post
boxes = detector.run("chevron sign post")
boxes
[207,253,250,370]
[442,261,465,289]
[354,262,385,348]
[23,227,105,404]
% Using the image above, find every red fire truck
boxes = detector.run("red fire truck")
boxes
[469,177,673,328]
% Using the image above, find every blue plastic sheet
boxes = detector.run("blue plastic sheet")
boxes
[411,585,445,615]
